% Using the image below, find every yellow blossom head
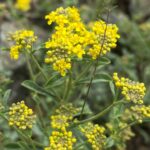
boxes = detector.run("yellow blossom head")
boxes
[130,105,150,123]
[15,0,31,11]
[87,21,120,59]
[44,7,120,76]
[51,103,80,129]
[8,101,36,130]
[44,7,88,76]
[45,129,76,150]
[81,123,106,149]
[8,29,37,60]
[113,73,146,104]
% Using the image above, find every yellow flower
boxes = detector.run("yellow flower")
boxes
[81,123,106,150]
[51,115,69,129]
[8,101,36,129]
[45,7,81,26]
[45,129,76,150]
[130,105,150,123]
[113,73,146,104]
[10,45,22,60]
[8,29,37,60]
[87,21,120,59]
[15,0,31,11]
[45,7,88,76]
[45,7,120,76]
[50,103,80,129]
[53,59,71,76]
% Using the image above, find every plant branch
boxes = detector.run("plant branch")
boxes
[76,100,125,126]
[80,9,110,119]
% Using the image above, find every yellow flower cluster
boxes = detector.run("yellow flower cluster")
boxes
[15,0,31,11]
[45,7,119,76]
[45,104,78,150]
[81,123,106,150]
[130,105,150,123]
[9,30,37,60]
[88,21,120,59]
[106,121,134,150]
[8,101,36,130]
[51,115,69,130]
[45,7,87,76]
[51,103,79,129]
[45,129,76,150]
[118,122,135,141]
[113,73,146,104]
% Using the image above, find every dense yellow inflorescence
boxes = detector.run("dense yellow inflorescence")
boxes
[45,129,76,150]
[88,21,120,59]
[51,103,79,129]
[8,101,36,130]
[51,115,70,130]
[45,7,120,76]
[45,104,78,150]
[113,73,146,104]
[15,0,31,11]
[8,30,37,60]
[126,105,150,123]
[81,123,106,150]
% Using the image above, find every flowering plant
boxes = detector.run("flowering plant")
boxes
[0,5,150,150]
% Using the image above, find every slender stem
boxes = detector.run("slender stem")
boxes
[15,128,37,150]
[30,53,47,80]
[63,72,72,101]
[80,10,110,118]
[76,100,125,126]
[113,88,119,102]
[33,95,49,138]
[76,62,92,82]
[117,121,137,134]
[73,141,88,150]
[25,52,34,80]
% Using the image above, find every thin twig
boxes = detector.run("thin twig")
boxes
[80,9,110,119]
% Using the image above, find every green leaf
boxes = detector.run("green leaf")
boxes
[5,143,20,149]
[44,73,64,88]
[105,137,115,148]
[111,103,125,119]
[21,80,54,97]
[109,81,115,97]
[76,73,112,84]
[98,57,111,66]
[3,89,11,107]
[1,47,10,51]
[23,129,32,138]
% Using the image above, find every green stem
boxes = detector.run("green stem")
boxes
[73,141,87,150]
[79,10,110,118]
[63,72,72,101]
[25,52,34,80]
[15,128,36,150]
[30,53,47,80]
[113,88,119,102]
[76,62,92,82]
[33,95,49,138]
[116,119,150,134]
[75,100,125,126]
[117,121,137,134]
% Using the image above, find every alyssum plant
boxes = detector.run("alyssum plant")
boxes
[0,6,150,150]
